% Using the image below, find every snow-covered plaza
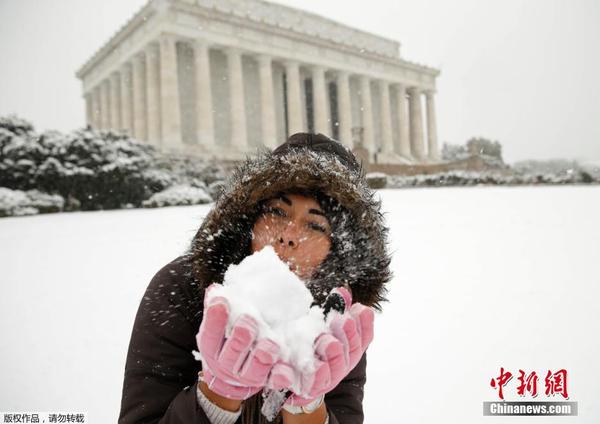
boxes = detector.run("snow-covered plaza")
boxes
[1,186,599,423]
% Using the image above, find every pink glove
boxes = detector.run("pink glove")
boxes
[196,284,281,400]
[269,287,375,407]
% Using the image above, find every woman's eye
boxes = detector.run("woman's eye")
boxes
[308,222,327,233]
[267,206,286,217]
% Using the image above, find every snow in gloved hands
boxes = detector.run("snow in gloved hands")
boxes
[203,245,329,376]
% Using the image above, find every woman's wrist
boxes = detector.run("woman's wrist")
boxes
[281,400,328,424]
[198,380,244,413]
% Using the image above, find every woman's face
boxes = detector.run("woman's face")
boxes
[251,193,332,280]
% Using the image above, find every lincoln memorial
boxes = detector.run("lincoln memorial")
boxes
[76,0,440,164]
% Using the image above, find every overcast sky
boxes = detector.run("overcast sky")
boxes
[0,0,598,163]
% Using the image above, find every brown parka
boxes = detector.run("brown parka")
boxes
[118,133,392,423]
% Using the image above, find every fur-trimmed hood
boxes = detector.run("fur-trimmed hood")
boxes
[189,133,392,310]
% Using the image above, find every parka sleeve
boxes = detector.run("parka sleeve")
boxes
[324,352,368,424]
[118,256,218,424]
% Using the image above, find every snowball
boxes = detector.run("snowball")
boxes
[205,246,328,377]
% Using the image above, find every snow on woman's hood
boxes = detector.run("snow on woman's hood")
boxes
[189,137,392,310]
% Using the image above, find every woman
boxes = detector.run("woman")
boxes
[118,133,392,423]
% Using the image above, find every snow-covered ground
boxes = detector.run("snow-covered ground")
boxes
[1,186,599,423]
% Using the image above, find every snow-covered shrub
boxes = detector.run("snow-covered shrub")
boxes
[163,156,229,186]
[512,159,580,175]
[0,187,64,217]
[466,137,503,162]
[0,120,160,210]
[441,143,470,162]
[511,159,600,184]
[581,162,600,183]
[0,115,237,215]
[142,184,212,208]
[442,138,506,168]
[386,167,600,188]
[388,171,516,188]
[365,172,387,189]
[150,156,227,201]
[0,115,34,136]
[0,188,33,217]
[26,189,65,213]
[141,168,176,193]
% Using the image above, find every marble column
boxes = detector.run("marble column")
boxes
[84,93,93,128]
[258,54,277,148]
[312,65,330,135]
[100,80,110,131]
[145,43,161,146]
[110,72,121,131]
[359,75,375,155]
[284,61,303,135]
[92,86,102,130]
[379,80,394,154]
[159,35,183,147]
[194,41,215,149]
[226,48,248,150]
[132,53,147,141]
[336,71,352,146]
[425,90,440,161]
[120,63,133,135]
[395,83,411,159]
[408,87,425,160]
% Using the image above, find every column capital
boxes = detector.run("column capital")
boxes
[283,59,300,68]
[424,89,437,97]
[257,53,272,66]
[145,42,159,55]
[132,51,146,63]
[193,39,212,48]
[159,32,179,43]
[407,86,422,94]
[225,47,242,57]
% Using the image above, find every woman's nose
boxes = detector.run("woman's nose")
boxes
[278,222,299,248]
[278,236,295,247]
